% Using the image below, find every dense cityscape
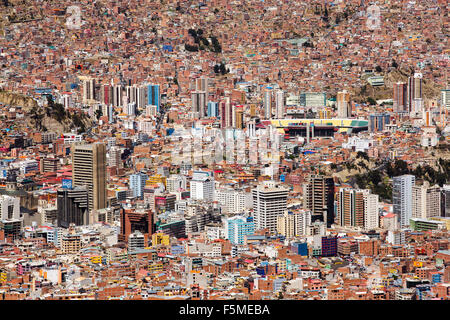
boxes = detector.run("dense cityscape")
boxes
[0,0,448,301]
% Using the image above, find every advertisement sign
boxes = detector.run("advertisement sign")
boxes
[62,179,73,189]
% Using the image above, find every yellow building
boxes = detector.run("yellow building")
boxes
[90,255,102,264]
[147,174,167,187]
[152,232,170,246]
[147,263,163,272]
[0,272,7,283]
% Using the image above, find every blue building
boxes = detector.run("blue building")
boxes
[129,172,148,199]
[321,236,337,257]
[207,102,219,118]
[226,216,255,245]
[369,113,390,132]
[171,244,185,255]
[291,242,308,256]
[147,84,160,112]
[416,284,431,300]
[431,273,442,284]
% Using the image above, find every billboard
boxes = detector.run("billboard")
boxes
[62,179,73,189]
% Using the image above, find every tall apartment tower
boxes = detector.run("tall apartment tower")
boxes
[72,143,107,212]
[207,101,219,118]
[441,89,450,109]
[364,192,379,230]
[392,175,415,227]
[192,91,207,118]
[220,97,232,128]
[412,182,441,219]
[303,175,335,227]
[126,85,147,109]
[336,188,379,230]
[112,85,123,107]
[275,90,285,119]
[263,89,272,119]
[101,84,113,106]
[407,72,423,114]
[393,82,407,113]
[252,181,289,233]
[130,172,148,199]
[337,90,351,118]
[276,210,311,239]
[108,146,122,168]
[196,77,209,96]
[234,105,244,129]
[147,84,161,112]
[336,188,365,228]
[442,185,450,217]
[82,78,96,104]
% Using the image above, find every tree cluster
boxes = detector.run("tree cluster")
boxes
[186,29,222,53]
[213,63,229,75]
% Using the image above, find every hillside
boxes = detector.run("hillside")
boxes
[0,91,38,109]
[352,68,443,104]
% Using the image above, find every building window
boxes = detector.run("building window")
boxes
[8,205,14,220]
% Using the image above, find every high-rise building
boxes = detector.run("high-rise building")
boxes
[192,91,207,118]
[412,182,441,219]
[441,89,450,109]
[82,78,96,104]
[275,90,285,118]
[408,72,423,114]
[276,210,311,239]
[57,186,89,228]
[441,185,450,217]
[207,101,219,118]
[112,85,123,107]
[263,89,272,119]
[393,175,415,227]
[126,85,147,109]
[72,143,107,212]
[303,175,335,227]
[119,208,154,243]
[369,113,390,132]
[101,84,113,106]
[195,77,209,95]
[220,97,232,128]
[234,105,244,129]
[252,181,289,233]
[393,82,407,113]
[147,84,160,112]
[336,188,379,230]
[108,146,122,168]
[226,215,255,245]
[129,172,148,199]
[337,90,351,118]
[336,188,365,228]
[364,192,379,230]
[0,195,22,241]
